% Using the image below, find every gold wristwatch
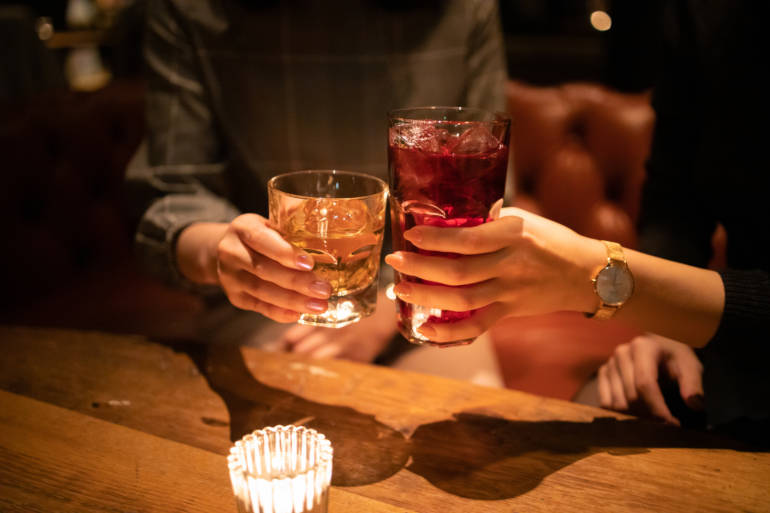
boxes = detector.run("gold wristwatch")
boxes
[588,240,634,320]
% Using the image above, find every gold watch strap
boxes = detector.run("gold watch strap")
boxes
[604,241,625,263]
[589,241,627,320]
[591,303,618,320]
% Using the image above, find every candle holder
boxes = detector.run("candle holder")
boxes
[228,425,333,513]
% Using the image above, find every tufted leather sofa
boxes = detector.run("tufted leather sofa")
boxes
[505,80,654,248]
[490,80,655,400]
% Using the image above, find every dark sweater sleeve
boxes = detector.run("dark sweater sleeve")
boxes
[697,270,770,428]
[712,270,770,358]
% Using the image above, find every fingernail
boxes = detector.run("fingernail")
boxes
[310,281,332,297]
[405,229,422,244]
[437,339,474,349]
[296,254,314,270]
[393,283,412,298]
[306,299,327,312]
[418,324,436,338]
[385,253,403,267]
[688,394,705,411]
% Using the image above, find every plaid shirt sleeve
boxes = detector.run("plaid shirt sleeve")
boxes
[125,0,239,289]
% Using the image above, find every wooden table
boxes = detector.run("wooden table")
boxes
[1,326,768,512]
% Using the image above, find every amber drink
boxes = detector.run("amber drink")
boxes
[268,170,388,328]
[388,107,510,345]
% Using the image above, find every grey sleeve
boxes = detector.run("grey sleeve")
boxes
[464,0,508,113]
[125,0,239,288]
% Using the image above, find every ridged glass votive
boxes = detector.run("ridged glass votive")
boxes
[228,425,333,513]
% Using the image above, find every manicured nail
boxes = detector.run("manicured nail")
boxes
[309,281,332,297]
[418,324,436,339]
[306,299,327,312]
[437,340,474,349]
[393,283,412,298]
[385,253,404,268]
[688,394,705,411]
[405,228,422,244]
[296,254,314,270]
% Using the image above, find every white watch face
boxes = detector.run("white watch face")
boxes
[596,264,634,306]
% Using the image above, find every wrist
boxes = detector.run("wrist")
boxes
[571,236,606,314]
[176,222,229,285]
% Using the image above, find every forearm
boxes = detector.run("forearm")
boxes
[176,222,228,285]
[377,211,726,347]
[577,238,725,348]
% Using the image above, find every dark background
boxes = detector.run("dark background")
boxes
[1,0,665,101]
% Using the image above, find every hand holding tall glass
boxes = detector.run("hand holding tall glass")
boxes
[268,170,387,328]
[388,107,511,346]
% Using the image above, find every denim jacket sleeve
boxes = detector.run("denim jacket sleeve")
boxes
[125,0,238,288]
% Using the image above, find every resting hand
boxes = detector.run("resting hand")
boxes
[384,207,601,343]
[177,215,332,322]
[280,292,397,361]
[598,333,704,426]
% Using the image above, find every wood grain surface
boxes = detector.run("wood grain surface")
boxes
[1,326,768,512]
[0,390,412,513]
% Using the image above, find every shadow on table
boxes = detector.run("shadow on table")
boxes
[178,342,759,500]
[407,412,755,500]
[185,343,411,487]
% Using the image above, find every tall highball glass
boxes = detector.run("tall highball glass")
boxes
[388,107,511,346]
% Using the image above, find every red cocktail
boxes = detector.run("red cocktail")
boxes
[388,107,511,345]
